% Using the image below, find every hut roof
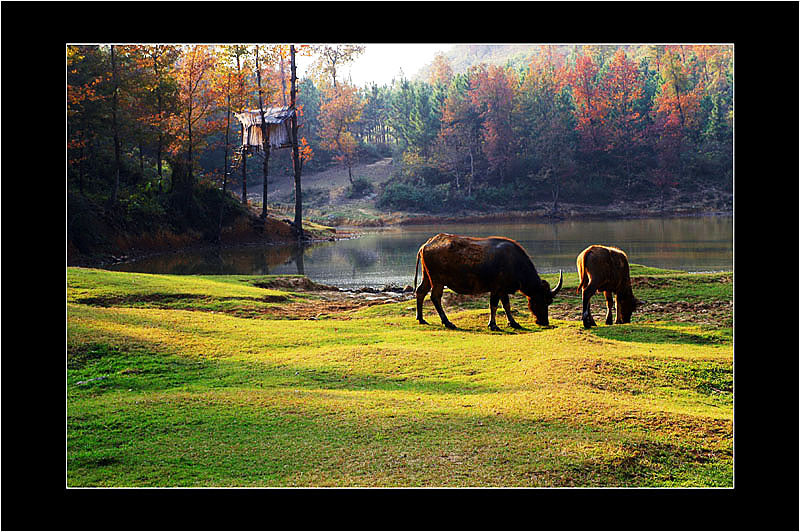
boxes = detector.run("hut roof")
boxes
[234,106,294,127]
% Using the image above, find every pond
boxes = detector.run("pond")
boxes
[109,216,733,290]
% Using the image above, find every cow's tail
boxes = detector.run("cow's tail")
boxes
[413,248,422,294]
[576,253,588,294]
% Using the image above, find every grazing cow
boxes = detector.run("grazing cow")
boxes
[413,233,563,330]
[576,245,638,328]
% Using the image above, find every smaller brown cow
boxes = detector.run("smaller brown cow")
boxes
[576,245,638,328]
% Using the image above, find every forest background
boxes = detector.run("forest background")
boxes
[67,43,733,259]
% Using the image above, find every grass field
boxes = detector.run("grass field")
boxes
[66,265,733,487]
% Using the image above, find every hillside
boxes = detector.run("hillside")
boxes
[413,44,563,81]
[256,157,732,228]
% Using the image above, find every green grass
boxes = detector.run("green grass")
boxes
[66,265,733,487]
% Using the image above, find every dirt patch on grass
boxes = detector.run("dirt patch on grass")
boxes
[77,293,210,307]
[245,292,393,320]
[250,277,341,291]
[77,292,289,308]
[639,300,732,327]
[74,274,731,327]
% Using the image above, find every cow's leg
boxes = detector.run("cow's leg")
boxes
[581,286,598,328]
[488,293,501,331]
[430,283,456,329]
[603,291,614,325]
[500,293,522,329]
[415,273,431,325]
[614,294,628,324]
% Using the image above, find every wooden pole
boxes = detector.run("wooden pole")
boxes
[255,45,271,221]
[290,45,303,240]
[110,44,121,204]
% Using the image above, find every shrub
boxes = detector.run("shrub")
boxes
[346,177,375,199]
[377,182,447,212]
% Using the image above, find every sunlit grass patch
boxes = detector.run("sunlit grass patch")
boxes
[66,266,733,487]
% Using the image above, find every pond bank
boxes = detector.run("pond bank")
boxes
[334,200,732,227]
[72,200,731,270]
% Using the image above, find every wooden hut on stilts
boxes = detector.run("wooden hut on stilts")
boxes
[233,106,296,153]
[228,105,295,214]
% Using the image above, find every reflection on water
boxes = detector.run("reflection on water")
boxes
[110,216,733,289]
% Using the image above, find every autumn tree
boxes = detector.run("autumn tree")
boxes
[428,53,454,87]
[170,45,219,202]
[133,45,180,193]
[600,48,648,187]
[109,45,122,203]
[569,50,607,156]
[650,46,706,188]
[319,82,364,183]
[311,45,365,89]
[212,46,240,193]
[514,50,576,212]
[227,45,253,204]
[433,72,483,194]
[471,64,516,184]
[68,45,110,194]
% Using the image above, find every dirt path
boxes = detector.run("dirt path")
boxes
[249,157,394,205]
[245,156,731,227]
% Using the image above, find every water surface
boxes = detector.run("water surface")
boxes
[110,216,733,290]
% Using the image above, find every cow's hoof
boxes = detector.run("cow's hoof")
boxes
[583,320,595,329]
[508,321,522,329]
[418,319,429,325]
[443,322,457,330]
[488,323,501,332]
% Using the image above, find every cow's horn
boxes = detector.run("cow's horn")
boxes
[551,270,563,297]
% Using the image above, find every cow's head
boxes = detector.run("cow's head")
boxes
[526,270,563,326]
[616,286,639,323]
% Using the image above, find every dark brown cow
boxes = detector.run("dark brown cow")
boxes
[414,233,562,330]
[576,244,638,328]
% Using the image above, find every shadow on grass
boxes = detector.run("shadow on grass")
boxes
[68,342,501,396]
[590,323,732,345]
[566,439,733,487]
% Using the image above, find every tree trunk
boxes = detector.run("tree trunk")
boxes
[155,70,164,193]
[255,46,270,220]
[290,45,304,240]
[137,142,144,185]
[222,71,231,193]
[241,140,248,204]
[468,149,475,197]
[279,51,288,106]
[261,144,270,219]
[110,45,121,204]
[552,175,560,213]
[187,117,193,189]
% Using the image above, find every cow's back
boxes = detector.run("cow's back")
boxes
[577,245,631,292]
[420,234,532,294]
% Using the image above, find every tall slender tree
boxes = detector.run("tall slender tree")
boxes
[171,45,218,200]
[110,44,121,204]
[311,45,365,89]
[290,45,303,238]
[254,45,273,220]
